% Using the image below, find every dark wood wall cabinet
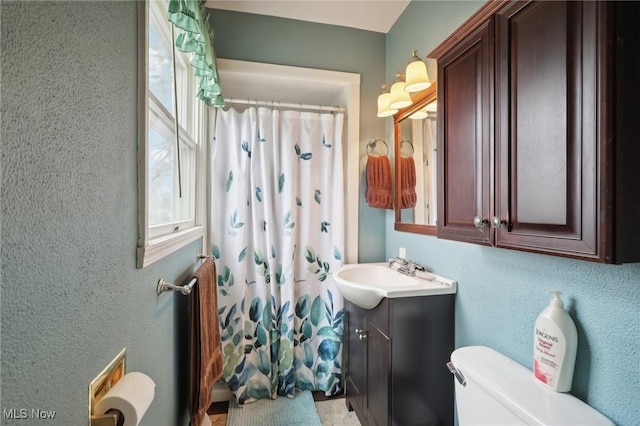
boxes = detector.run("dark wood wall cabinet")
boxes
[431,1,640,264]
[344,296,455,426]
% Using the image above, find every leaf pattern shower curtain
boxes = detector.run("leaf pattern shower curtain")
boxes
[210,107,345,404]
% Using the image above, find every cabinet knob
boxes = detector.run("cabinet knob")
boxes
[358,333,367,340]
[355,328,363,333]
[491,216,507,228]
[473,216,488,228]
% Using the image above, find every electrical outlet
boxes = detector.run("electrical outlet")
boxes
[399,247,406,259]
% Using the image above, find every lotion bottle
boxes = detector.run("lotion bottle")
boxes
[533,291,578,392]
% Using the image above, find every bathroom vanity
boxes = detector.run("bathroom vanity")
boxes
[344,295,455,425]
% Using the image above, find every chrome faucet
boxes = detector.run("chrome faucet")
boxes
[388,257,408,269]
[388,257,426,276]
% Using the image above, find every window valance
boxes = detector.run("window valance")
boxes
[168,0,224,107]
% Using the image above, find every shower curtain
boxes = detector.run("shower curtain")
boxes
[210,106,345,404]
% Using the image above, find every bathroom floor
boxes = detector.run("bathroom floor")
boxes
[208,392,360,426]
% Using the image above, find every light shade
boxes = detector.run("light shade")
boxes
[389,74,412,109]
[409,108,428,120]
[377,91,397,117]
[404,51,431,93]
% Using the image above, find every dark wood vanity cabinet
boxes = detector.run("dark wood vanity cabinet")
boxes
[434,1,640,263]
[345,296,455,426]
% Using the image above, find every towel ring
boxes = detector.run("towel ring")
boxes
[401,139,414,157]
[367,137,389,157]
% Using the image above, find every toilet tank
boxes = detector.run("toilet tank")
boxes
[449,346,614,426]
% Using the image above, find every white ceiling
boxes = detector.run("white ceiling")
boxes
[205,0,411,33]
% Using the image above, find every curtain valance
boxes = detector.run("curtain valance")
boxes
[168,0,224,107]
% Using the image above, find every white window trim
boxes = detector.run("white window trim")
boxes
[137,0,207,268]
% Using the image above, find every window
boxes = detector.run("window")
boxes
[137,0,206,268]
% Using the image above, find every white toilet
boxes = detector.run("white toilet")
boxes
[448,346,614,426]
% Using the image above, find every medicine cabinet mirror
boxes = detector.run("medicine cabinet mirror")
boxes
[394,84,437,235]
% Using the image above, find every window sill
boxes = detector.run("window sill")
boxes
[137,226,205,268]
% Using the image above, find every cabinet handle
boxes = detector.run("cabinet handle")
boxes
[358,333,368,340]
[491,216,507,229]
[473,216,488,228]
[355,328,363,333]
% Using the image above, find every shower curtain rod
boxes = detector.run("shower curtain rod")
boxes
[223,98,346,113]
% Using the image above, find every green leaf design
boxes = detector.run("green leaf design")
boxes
[294,144,301,156]
[317,326,340,340]
[230,209,244,229]
[255,187,262,202]
[249,297,263,322]
[257,350,271,375]
[278,173,285,193]
[300,153,313,160]
[256,324,268,346]
[301,318,313,340]
[254,249,263,266]
[241,141,252,158]
[212,245,221,259]
[295,197,302,207]
[318,339,340,361]
[322,134,332,148]
[295,294,311,318]
[304,246,316,263]
[225,170,233,192]
[314,190,321,204]
[283,210,295,229]
[333,246,342,260]
[238,247,247,262]
[302,343,314,368]
[310,296,325,326]
[247,379,271,400]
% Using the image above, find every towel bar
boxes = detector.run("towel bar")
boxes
[156,277,197,296]
[196,251,215,261]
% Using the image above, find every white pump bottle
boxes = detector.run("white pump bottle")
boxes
[533,291,578,392]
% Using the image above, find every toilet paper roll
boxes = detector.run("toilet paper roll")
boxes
[95,372,155,426]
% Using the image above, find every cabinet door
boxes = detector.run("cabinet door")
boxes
[495,1,601,258]
[345,302,365,414]
[365,321,390,426]
[437,19,494,245]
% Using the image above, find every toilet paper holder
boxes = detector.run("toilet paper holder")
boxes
[89,349,126,426]
[91,409,124,426]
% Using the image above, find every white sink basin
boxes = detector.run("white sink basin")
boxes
[333,263,457,309]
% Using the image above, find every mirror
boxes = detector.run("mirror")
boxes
[394,84,437,235]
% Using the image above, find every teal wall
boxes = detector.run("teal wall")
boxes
[386,2,640,425]
[1,2,195,424]
[0,2,388,425]
[210,9,388,263]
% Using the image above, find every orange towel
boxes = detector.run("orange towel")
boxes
[400,156,417,209]
[366,155,393,209]
[189,259,223,426]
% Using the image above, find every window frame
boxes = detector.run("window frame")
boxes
[137,0,207,268]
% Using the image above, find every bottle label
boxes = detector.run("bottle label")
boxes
[534,325,565,388]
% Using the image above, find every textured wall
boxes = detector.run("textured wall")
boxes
[209,9,388,263]
[386,2,640,425]
[1,2,199,424]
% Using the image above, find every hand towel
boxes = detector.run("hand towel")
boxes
[365,155,393,209]
[400,156,417,209]
[189,259,223,426]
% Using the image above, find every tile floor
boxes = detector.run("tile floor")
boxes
[208,395,360,426]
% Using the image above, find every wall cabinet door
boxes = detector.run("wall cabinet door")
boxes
[435,1,640,263]
[437,20,494,246]
[494,1,600,258]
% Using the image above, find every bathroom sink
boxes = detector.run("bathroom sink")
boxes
[333,263,457,309]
